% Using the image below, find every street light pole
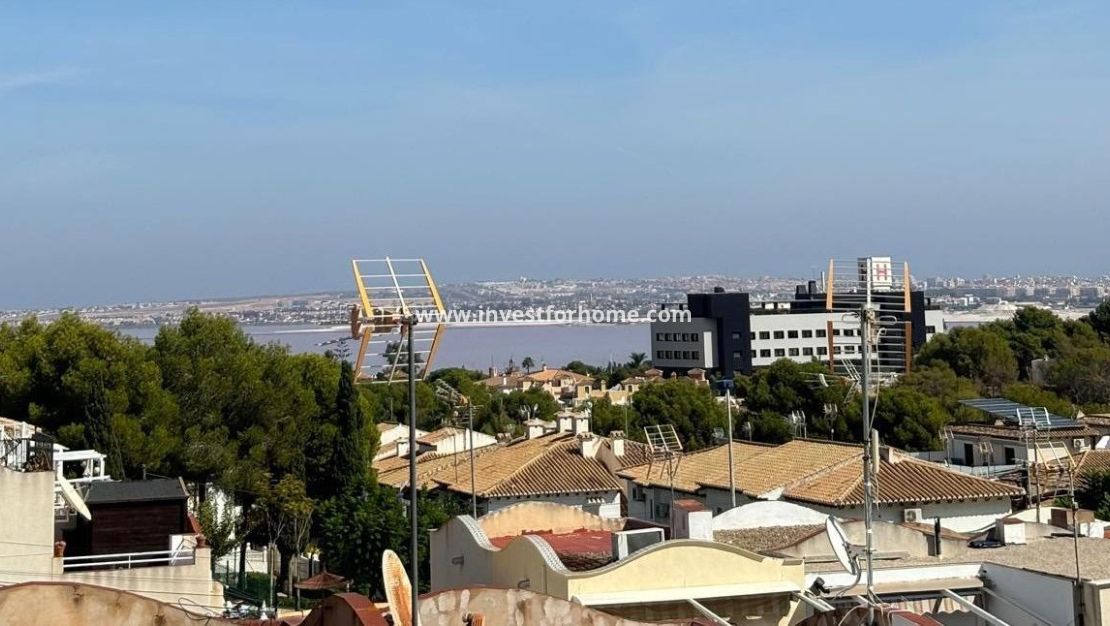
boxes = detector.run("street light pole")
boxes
[468,403,477,519]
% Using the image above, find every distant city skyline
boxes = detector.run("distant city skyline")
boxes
[3,2,1110,309]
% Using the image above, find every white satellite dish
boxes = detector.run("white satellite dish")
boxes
[58,476,92,521]
[825,516,857,575]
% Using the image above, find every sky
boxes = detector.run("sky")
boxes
[2,1,1109,309]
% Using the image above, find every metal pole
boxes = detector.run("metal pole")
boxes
[860,311,876,620]
[469,404,477,519]
[726,387,736,509]
[406,317,419,625]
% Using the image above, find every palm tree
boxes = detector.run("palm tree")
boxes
[521,356,535,372]
[627,352,647,369]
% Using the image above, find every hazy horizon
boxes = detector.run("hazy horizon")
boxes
[4,2,1110,309]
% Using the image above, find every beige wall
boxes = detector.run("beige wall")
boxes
[478,501,624,537]
[420,587,655,626]
[0,468,56,584]
[0,582,234,626]
[59,547,225,611]
[431,503,805,625]
[777,520,970,561]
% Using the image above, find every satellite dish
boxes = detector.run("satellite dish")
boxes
[825,516,858,575]
[58,476,91,521]
[383,549,416,626]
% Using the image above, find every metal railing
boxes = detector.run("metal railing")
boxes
[62,547,196,571]
[0,433,54,472]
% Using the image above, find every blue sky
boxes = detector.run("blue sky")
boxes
[2,2,1109,308]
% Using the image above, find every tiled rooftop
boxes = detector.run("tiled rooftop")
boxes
[618,441,771,494]
[373,432,630,498]
[621,439,1024,506]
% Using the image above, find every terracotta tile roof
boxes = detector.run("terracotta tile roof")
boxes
[489,529,615,571]
[784,452,1025,506]
[618,441,772,494]
[949,422,1100,441]
[374,451,469,489]
[377,433,626,498]
[1076,449,1110,475]
[604,439,652,470]
[416,426,462,445]
[703,439,863,496]
[522,368,592,384]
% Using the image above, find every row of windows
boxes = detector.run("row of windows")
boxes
[656,332,702,342]
[750,345,856,359]
[656,349,701,361]
[730,328,857,341]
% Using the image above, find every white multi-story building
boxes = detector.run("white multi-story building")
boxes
[651,260,944,378]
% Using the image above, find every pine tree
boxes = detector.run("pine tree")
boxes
[85,381,125,480]
[330,360,369,498]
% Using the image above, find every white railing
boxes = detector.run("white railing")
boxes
[62,547,196,571]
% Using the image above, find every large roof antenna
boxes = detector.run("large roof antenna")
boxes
[824,256,914,618]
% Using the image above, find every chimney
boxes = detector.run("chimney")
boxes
[610,431,626,457]
[578,432,601,458]
[573,413,590,436]
[488,366,496,377]
[557,412,574,433]
[600,380,607,392]
[396,438,410,458]
[526,419,546,440]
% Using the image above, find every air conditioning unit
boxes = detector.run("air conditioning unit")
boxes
[1074,438,1089,451]
[903,508,924,524]
[612,528,665,559]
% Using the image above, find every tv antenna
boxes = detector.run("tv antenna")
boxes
[644,424,684,531]
[433,379,482,519]
[824,256,915,616]
[787,410,808,439]
[349,257,447,625]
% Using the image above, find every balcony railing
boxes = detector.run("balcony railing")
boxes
[62,546,196,571]
[0,433,54,472]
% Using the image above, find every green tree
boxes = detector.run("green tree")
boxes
[632,379,726,450]
[196,498,238,572]
[916,326,1018,393]
[1077,468,1110,520]
[521,356,535,372]
[84,381,125,479]
[331,361,370,498]
[318,486,406,597]
[627,352,648,369]
[872,386,947,451]
[1047,346,1110,408]
[1087,299,1110,343]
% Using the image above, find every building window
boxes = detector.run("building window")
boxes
[844,345,855,354]
[654,502,670,519]
[732,352,743,367]
[816,347,828,356]
[926,325,937,334]
[656,350,664,359]
[664,333,672,341]
[692,350,700,360]
[682,351,690,360]
[833,346,842,355]
[788,348,800,357]
[664,350,673,359]
[802,347,814,356]
[787,330,799,339]
[750,332,756,340]
[759,331,770,340]
[655,333,663,341]
[732,332,741,341]
[844,329,855,337]
[760,349,772,358]
[815,329,827,338]
[774,348,786,357]
[802,329,813,338]
[832,329,841,336]
[773,330,785,340]
[1004,447,1016,464]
